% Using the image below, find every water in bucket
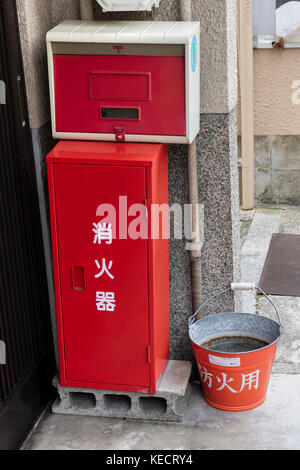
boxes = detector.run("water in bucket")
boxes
[200,335,270,354]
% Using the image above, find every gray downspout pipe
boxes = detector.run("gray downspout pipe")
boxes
[80,0,94,20]
[181,0,202,313]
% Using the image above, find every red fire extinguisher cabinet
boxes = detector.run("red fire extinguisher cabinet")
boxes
[47,141,169,394]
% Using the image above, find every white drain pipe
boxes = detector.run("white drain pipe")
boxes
[180,0,191,21]
[80,0,94,20]
[181,0,202,312]
[238,0,255,210]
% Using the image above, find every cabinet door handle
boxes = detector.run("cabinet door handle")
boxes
[71,266,85,291]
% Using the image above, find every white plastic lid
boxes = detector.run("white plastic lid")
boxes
[96,0,160,12]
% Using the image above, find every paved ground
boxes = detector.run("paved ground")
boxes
[21,375,300,450]
[23,205,300,450]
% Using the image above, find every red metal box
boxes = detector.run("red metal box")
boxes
[53,54,186,138]
[46,21,200,144]
[47,141,169,394]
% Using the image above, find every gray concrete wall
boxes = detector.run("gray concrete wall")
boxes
[239,135,300,205]
[16,0,241,363]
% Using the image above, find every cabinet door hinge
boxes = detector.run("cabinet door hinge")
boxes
[147,345,151,363]
[144,198,148,220]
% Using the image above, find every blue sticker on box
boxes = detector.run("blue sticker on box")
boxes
[191,35,198,73]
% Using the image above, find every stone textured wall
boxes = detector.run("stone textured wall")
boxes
[241,135,300,204]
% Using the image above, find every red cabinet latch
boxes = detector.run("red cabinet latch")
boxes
[115,127,125,142]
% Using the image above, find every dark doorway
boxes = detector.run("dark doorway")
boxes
[0,0,55,449]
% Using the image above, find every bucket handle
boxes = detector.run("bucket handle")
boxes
[188,283,284,335]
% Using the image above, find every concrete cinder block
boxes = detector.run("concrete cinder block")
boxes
[52,360,192,422]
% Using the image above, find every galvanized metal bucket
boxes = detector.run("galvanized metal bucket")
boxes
[189,283,284,411]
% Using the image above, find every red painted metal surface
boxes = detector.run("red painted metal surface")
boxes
[53,55,186,137]
[47,141,169,393]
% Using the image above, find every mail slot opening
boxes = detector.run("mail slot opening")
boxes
[100,107,140,120]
